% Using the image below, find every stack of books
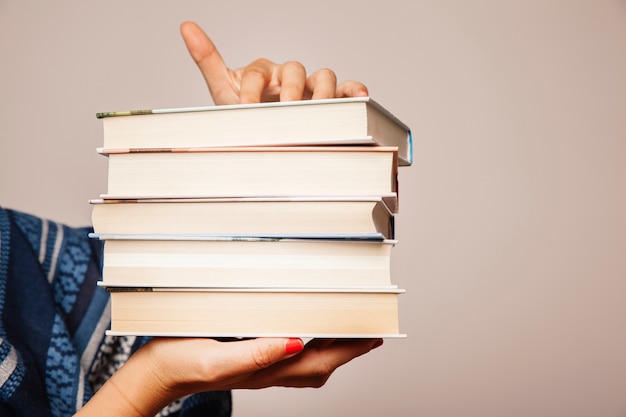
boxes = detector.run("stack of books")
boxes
[90,97,412,338]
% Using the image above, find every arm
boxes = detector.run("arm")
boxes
[77,337,382,417]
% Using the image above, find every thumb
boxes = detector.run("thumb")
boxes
[139,337,305,396]
[235,338,304,372]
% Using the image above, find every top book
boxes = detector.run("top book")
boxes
[96,97,413,166]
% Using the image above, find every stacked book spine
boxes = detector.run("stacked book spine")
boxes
[90,97,412,338]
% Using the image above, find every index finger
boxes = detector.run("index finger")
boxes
[180,21,239,104]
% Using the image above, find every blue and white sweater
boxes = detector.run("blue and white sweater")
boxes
[0,207,231,417]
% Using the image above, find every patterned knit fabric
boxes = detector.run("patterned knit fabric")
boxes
[0,207,231,417]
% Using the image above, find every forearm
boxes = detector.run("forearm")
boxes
[74,346,177,417]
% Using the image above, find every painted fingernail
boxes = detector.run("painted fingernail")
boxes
[285,338,304,355]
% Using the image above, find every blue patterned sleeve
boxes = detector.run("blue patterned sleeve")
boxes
[0,207,114,416]
[0,207,231,417]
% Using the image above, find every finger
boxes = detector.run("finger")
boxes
[305,68,337,100]
[261,338,383,388]
[278,61,307,101]
[308,338,383,360]
[213,337,304,377]
[335,80,369,98]
[239,58,276,103]
[304,338,337,349]
[145,337,304,387]
[303,338,383,385]
[180,21,239,104]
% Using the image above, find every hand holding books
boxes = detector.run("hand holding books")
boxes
[78,337,383,417]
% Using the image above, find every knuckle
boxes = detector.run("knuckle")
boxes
[251,343,274,370]
[283,60,306,73]
[314,68,337,81]
[242,66,268,80]
[308,362,334,387]
[250,57,274,68]
[242,58,275,78]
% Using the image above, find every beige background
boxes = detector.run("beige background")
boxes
[1,1,625,416]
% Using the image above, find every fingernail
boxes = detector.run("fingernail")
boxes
[285,338,304,355]
[372,339,384,349]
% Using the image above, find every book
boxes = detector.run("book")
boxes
[92,235,396,288]
[101,146,399,212]
[90,196,394,239]
[96,97,413,166]
[101,285,405,338]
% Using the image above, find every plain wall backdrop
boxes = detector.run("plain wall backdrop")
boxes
[1,1,625,416]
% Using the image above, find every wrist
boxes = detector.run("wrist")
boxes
[76,342,182,417]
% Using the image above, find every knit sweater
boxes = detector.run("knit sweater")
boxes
[0,207,231,417]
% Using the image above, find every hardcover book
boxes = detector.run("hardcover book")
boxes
[101,146,399,212]
[92,235,396,288]
[96,97,413,166]
[102,285,406,338]
[91,196,395,239]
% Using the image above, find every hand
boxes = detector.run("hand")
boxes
[76,337,382,416]
[142,337,382,390]
[180,21,369,104]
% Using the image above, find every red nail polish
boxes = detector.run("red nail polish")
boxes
[285,338,304,355]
